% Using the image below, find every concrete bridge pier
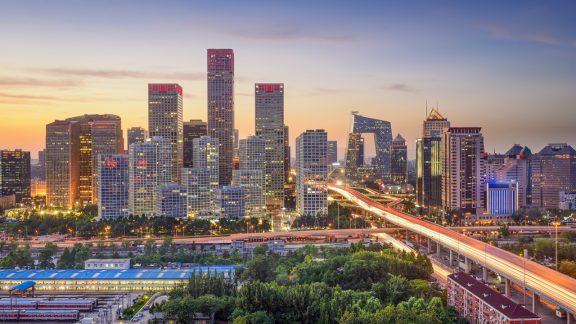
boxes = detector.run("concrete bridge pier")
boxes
[532,292,540,314]
[504,278,510,298]
[436,242,441,258]
[449,249,453,265]
[482,267,487,281]
[567,312,573,324]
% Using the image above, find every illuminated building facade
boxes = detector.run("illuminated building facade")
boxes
[486,180,518,215]
[215,186,245,218]
[416,137,442,209]
[390,134,407,184]
[128,136,171,216]
[97,154,128,219]
[148,83,183,183]
[233,136,265,217]
[296,130,328,216]
[183,119,207,168]
[46,115,123,208]
[423,108,450,138]
[182,168,215,217]
[156,183,187,218]
[441,127,486,215]
[345,113,391,182]
[531,143,576,209]
[0,149,30,203]
[327,140,338,165]
[127,127,148,147]
[255,83,285,209]
[207,49,235,185]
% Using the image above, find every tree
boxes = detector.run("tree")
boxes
[38,243,58,268]
[498,224,510,238]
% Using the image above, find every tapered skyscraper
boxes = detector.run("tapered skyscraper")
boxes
[207,49,234,185]
[255,83,285,209]
[148,83,183,183]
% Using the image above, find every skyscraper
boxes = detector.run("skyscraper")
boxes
[97,154,129,219]
[296,130,328,216]
[327,140,338,165]
[345,113,392,182]
[148,83,183,183]
[46,115,123,208]
[0,150,31,203]
[416,137,442,209]
[284,125,291,183]
[127,127,148,147]
[531,143,576,209]
[255,83,285,209]
[495,145,532,208]
[441,127,486,215]
[391,134,407,184]
[183,120,207,168]
[207,49,234,185]
[233,136,266,217]
[417,109,450,210]
[128,136,172,216]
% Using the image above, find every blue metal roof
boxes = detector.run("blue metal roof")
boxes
[0,266,237,281]
[11,280,36,291]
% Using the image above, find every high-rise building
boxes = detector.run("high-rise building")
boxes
[128,136,172,216]
[417,109,450,210]
[148,83,183,183]
[327,140,338,165]
[233,136,265,217]
[416,137,442,209]
[531,143,576,209]
[207,49,235,185]
[97,154,129,219]
[441,127,486,215]
[127,127,148,147]
[486,180,518,215]
[495,145,532,208]
[255,83,285,209]
[156,183,187,218]
[344,133,364,181]
[46,115,123,208]
[423,108,450,138]
[0,150,31,203]
[284,125,291,183]
[559,192,576,210]
[215,186,245,218]
[296,130,328,216]
[391,134,407,184]
[31,149,46,180]
[182,168,216,218]
[193,136,219,180]
[485,153,506,180]
[183,120,207,168]
[345,113,392,181]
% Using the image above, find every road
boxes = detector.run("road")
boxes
[328,183,576,316]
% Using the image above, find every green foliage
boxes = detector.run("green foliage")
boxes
[56,243,92,269]
[0,242,33,268]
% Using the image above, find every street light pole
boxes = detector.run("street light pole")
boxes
[555,215,559,271]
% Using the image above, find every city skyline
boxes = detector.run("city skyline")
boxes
[1,1,575,160]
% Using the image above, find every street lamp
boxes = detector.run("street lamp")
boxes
[554,215,559,271]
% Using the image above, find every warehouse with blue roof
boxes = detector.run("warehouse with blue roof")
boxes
[0,266,237,292]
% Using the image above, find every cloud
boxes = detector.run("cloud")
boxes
[0,78,82,88]
[221,26,353,43]
[0,91,130,104]
[483,25,576,48]
[27,68,205,81]
[379,83,417,93]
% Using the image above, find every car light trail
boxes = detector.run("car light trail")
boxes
[328,184,576,314]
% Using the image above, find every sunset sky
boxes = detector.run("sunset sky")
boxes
[1,0,575,159]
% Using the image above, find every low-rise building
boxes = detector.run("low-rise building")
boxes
[560,191,576,210]
[447,272,541,324]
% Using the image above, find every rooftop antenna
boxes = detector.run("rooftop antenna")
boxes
[425,100,428,117]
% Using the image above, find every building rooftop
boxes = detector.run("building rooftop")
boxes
[0,266,237,281]
[448,272,540,320]
[85,258,130,263]
[538,143,576,156]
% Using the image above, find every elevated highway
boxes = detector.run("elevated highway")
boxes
[328,184,576,318]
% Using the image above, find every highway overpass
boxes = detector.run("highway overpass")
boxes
[328,184,576,321]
